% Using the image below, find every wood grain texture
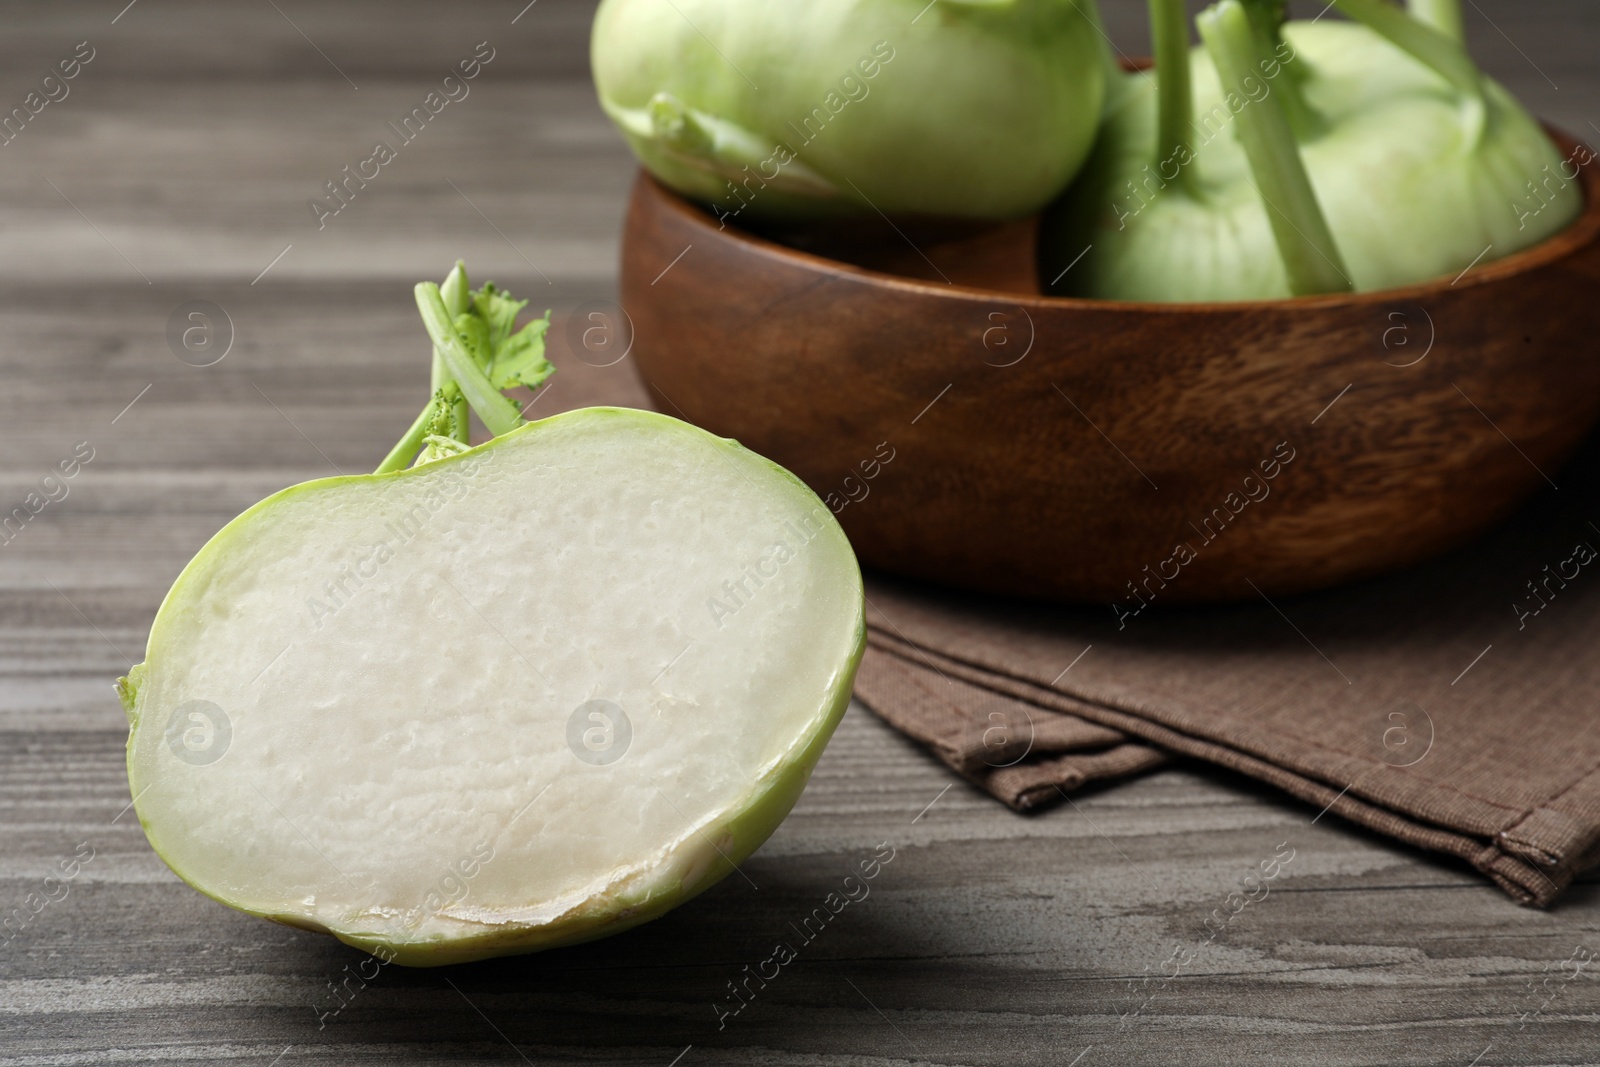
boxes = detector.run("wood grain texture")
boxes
[1,1,1597,1064]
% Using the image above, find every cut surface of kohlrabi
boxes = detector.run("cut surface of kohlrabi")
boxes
[120,408,864,965]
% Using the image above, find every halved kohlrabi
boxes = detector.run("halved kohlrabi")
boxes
[118,267,865,966]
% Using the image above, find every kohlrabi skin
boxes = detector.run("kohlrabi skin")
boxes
[1042,0,1583,302]
[118,264,865,966]
[592,0,1108,223]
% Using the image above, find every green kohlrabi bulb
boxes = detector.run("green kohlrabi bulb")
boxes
[592,0,1109,223]
[1042,0,1583,302]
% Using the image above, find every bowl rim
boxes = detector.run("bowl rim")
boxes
[638,125,1600,315]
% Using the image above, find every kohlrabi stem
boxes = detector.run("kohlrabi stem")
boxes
[1407,0,1464,45]
[375,393,445,475]
[1332,0,1481,100]
[1148,0,1195,192]
[1197,0,1352,296]
[375,264,471,474]
[415,283,526,437]
[439,262,470,321]
[435,262,471,444]
[1238,0,1319,138]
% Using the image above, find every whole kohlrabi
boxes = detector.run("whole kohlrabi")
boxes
[1041,0,1583,301]
[592,0,1109,224]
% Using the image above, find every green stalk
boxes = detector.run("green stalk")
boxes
[1197,0,1351,296]
[374,264,471,474]
[1238,0,1318,138]
[375,393,444,475]
[1148,0,1195,192]
[436,262,471,444]
[414,283,526,437]
[1407,0,1464,45]
[1332,0,1481,100]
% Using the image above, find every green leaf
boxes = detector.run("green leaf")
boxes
[467,284,554,392]
[452,313,493,371]
[382,270,555,470]
[471,283,530,350]
[489,316,553,391]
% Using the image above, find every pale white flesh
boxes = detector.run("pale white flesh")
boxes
[124,409,863,963]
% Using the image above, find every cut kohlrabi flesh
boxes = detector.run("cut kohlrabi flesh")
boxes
[119,277,864,966]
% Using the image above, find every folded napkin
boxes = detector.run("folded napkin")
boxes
[852,440,1600,906]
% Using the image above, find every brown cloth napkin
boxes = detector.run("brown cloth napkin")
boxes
[852,437,1600,906]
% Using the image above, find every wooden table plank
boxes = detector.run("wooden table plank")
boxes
[2,1,1598,1064]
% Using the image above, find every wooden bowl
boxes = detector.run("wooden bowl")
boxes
[620,135,1600,604]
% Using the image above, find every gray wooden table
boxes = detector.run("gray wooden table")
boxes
[3,1,1597,1064]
